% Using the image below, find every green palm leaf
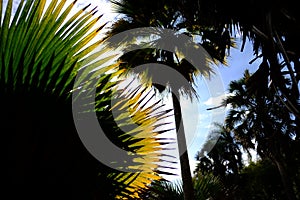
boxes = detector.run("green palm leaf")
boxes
[0,0,103,96]
[1,0,176,199]
[138,172,222,200]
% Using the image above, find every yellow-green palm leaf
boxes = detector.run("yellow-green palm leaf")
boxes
[74,67,177,199]
[1,0,176,199]
[0,0,103,95]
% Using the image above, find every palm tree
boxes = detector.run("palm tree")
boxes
[196,70,300,199]
[195,123,244,199]
[1,0,175,199]
[195,123,244,178]
[106,1,233,199]
[223,70,299,200]
[177,0,300,120]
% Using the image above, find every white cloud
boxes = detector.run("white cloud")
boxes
[203,93,226,106]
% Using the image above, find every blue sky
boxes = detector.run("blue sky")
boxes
[3,0,260,181]
[184,41,260,178]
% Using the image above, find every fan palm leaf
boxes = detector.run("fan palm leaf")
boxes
[138,172,222,200]
[0,0,103,95]
[2,0,175,199]
[1,1,109,198]
[73,66,177,198]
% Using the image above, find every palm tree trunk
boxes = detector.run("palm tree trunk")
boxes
[172,93,194,200]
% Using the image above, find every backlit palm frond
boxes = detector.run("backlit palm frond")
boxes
[73,67,177,199]
[1,0,177,198]
[0,0,105,98]
[1,0,130,199]
[140,179,184,200]
[113,82,177,199]
[138,172,223,200]
[193,172,223,200]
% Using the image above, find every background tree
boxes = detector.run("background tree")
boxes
[195,123,244,199]
[237,159,286,200]
[224,70,299,200]
[196,70,300,199]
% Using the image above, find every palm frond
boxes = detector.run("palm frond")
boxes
[138,172,223,200]
[0,0,103,97]
[73,66,177,198]
[193,172,223,200]
[1,0,112,199]
[1,0,178,198]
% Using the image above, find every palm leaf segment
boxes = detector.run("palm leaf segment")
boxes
[113,82,176,199]
[1,0,175,198]
[0,0,105,96]
[139,172,222,199]
[74,67,177,198]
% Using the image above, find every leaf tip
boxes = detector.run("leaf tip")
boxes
[92,10,98,15]
[98,13,104,20]
[82,3,91,11]
[91,6,98,13]
[96,22,108,32]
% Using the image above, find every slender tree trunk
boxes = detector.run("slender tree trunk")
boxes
[172,93,194,200]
